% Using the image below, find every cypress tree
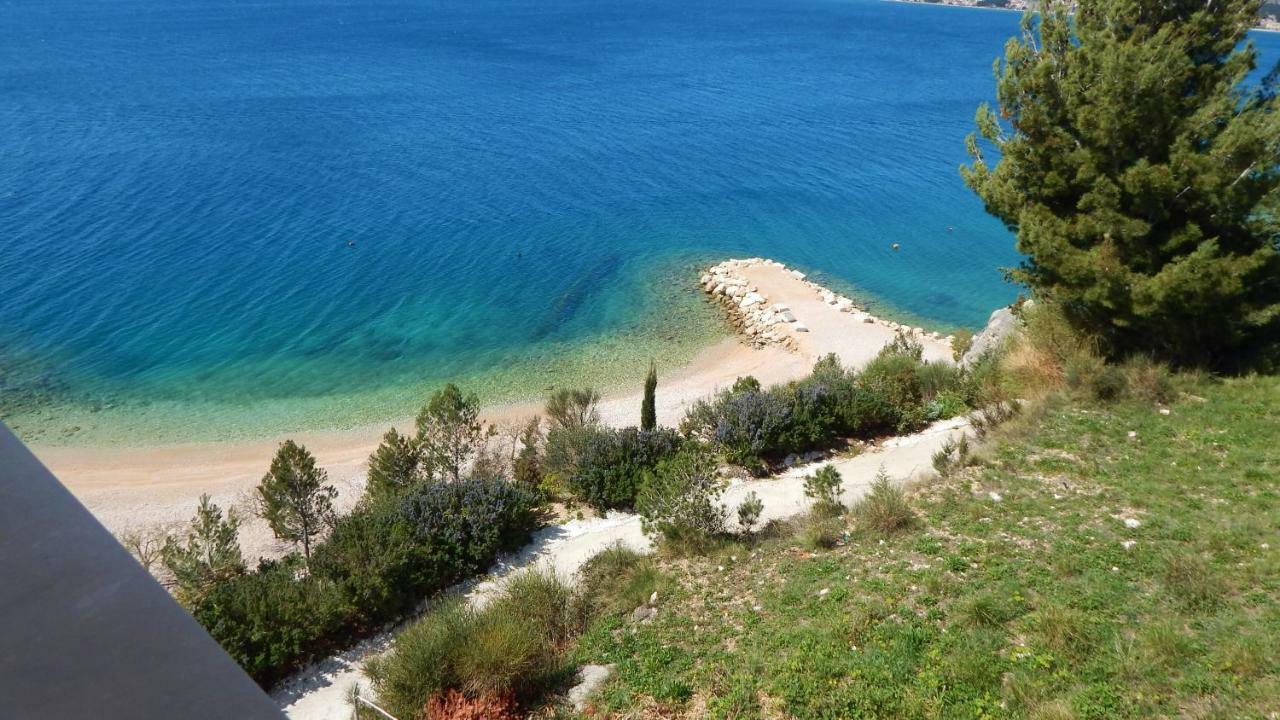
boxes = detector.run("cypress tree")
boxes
[641,362,658,432]
[962,0,1280,368]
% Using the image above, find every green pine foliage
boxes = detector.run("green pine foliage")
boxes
[416,383,490,483]
[366,427,423,498]
[963,0,1280,369]
[161,494,246,605]
[257,440,337,561]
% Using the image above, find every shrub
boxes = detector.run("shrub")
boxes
[542,425,596,491]
[545,387,600,430]
[367,571,574,718]
[196,476,539,687]
[575,544,669,619]
[310,497,417,622]
[1089,364,1128,401]
[192,556,349,687]
[852,468,914,535]
[931,434,971,477]
[736,491,764,534]
[803,465,844,517]
[951,329,974,362]
[568,427,682,511]
[425,690,521,720]
[1120,356,1176,404]
[397,478,541,582]
[707,388,794,469]
[636,446,727,550]
[799,514,843,551]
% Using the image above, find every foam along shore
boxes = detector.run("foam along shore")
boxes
[33,257,955,567]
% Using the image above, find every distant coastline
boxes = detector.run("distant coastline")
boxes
[885,0,1280,32]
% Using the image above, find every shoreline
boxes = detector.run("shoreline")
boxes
[32,257,954,561]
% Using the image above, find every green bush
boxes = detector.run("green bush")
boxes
[568,427,683,511]
[192,556,349,687]
[195,476,540,687]
[636,446,727,550]
[682,347,965,470]
[367,570,576,717]
[736,491,764,534]
[803,465,844,517]
[852,468,915,536]
[575,543,667,618]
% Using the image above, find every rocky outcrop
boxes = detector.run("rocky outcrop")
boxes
[960,306,1020,367]
[699,257,955,353]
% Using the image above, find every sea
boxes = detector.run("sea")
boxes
[2,0,1277,445]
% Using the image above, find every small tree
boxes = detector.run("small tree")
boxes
[641,363,658,432]
[962,0,1280,368]
[512,416,544,488]
[804,465,844,517]
[416,383,490,483]
[366,427,422,498]
[257,440,337,561]
[736,491,764,535]
[636,446,727,548]
[118,526,166,573]
[545,387,600,430]
[162,495,245,603]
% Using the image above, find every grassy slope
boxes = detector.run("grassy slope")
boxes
[573,376,1280,719]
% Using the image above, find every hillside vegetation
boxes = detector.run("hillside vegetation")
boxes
[572,374,1279,718]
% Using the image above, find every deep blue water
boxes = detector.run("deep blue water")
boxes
[3,0,1277,443]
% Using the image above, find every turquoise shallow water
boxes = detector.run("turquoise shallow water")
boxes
[3,0,1276,445]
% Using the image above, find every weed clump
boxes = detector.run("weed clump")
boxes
[851,468,914,535]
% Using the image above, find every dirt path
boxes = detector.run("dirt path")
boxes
[273,416,969,719]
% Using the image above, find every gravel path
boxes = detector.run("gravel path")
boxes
[274,415,969,719]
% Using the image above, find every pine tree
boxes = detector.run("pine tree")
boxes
[162,494,245,604]
[415,383,489,482]
[641,363,658,432]
[962,0,1280,368]
[257,440,337,561]
[366,427,422,498]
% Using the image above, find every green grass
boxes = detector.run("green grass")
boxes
[570,375,1280,719]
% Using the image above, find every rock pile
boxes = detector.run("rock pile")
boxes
[699,257,955,352]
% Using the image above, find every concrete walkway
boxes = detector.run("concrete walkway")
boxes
[273,416,968,719]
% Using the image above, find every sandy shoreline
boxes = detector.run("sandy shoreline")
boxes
[31,258,953,560]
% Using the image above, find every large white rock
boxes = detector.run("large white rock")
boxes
[960,306,1021,367]
[793,322,810,332]
[779,310,796,323]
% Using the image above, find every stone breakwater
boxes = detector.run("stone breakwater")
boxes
[700,257,955,352]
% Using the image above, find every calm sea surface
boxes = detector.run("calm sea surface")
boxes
[3,0,1276,444]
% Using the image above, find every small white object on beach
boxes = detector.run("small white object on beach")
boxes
[779,310,796,323]
[789,270,806,280]
[793,322,809,332]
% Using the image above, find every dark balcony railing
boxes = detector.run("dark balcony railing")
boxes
[0,423,285,719]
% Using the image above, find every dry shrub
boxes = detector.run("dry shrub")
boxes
[1001,340,1066,399]
[425,689,521,720]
